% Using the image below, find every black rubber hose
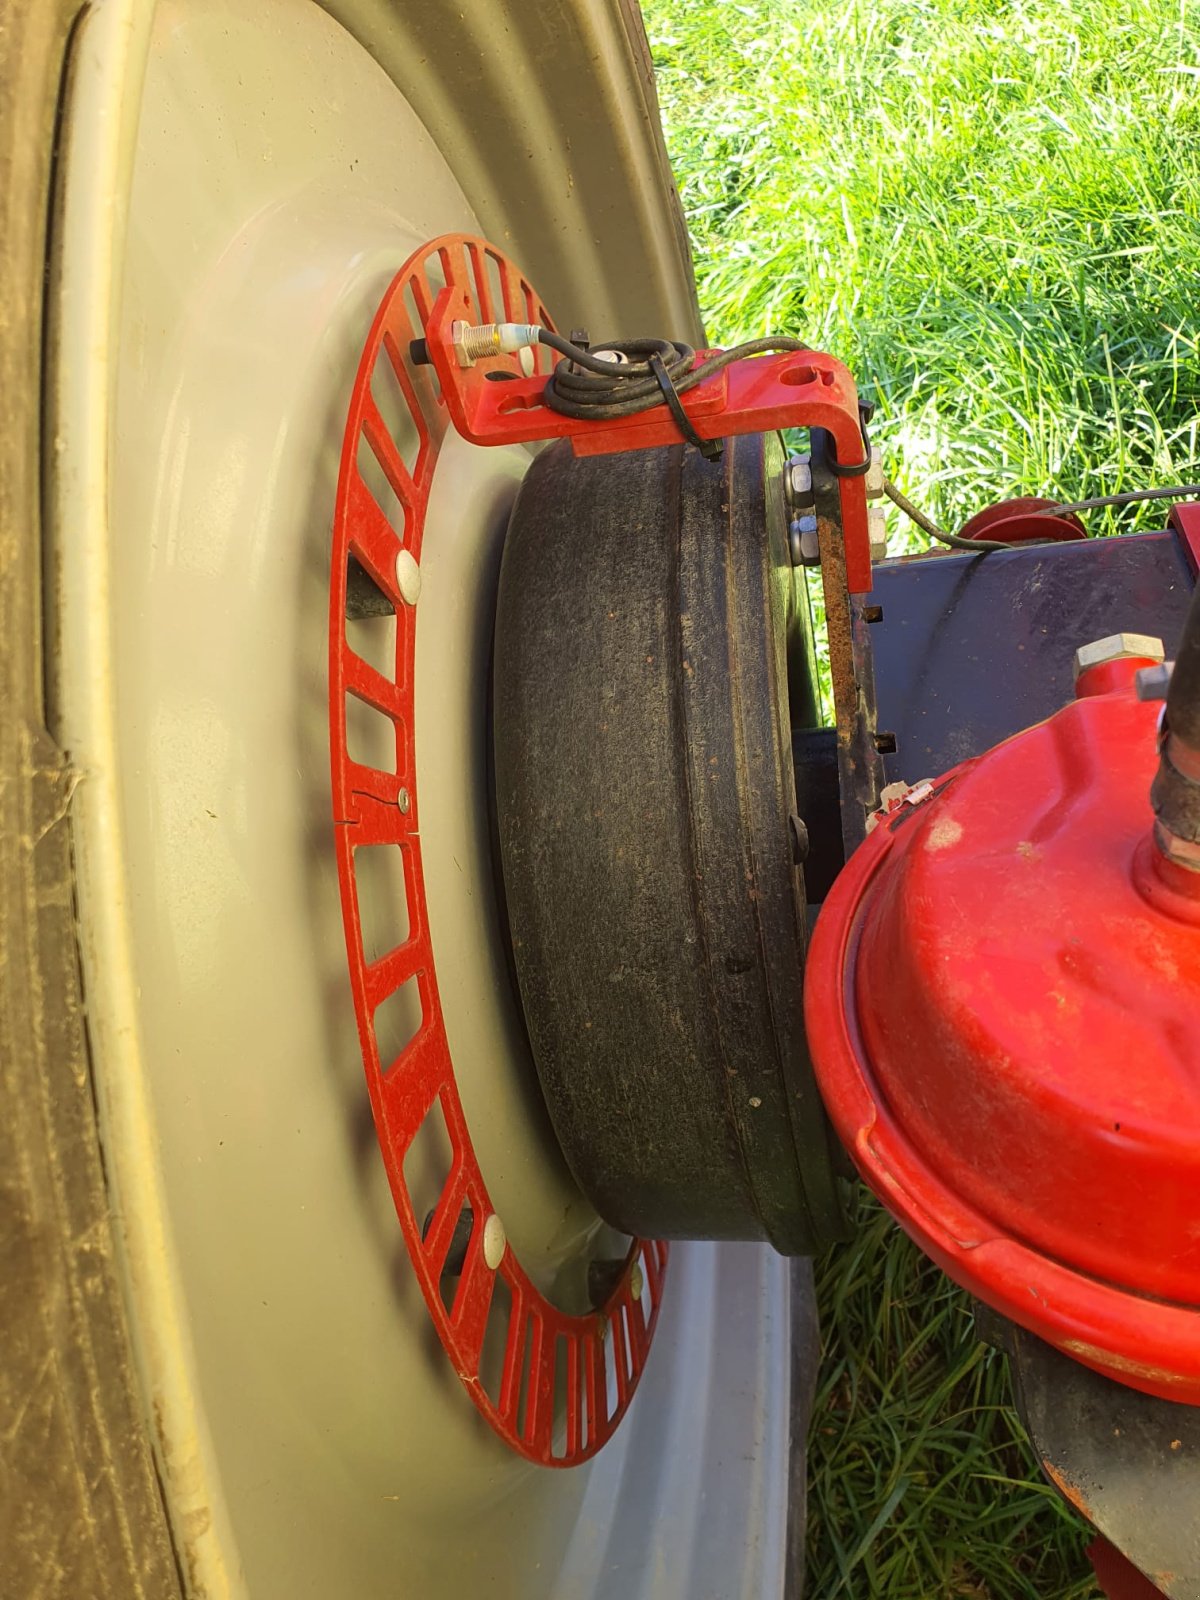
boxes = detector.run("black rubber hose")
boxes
[1167,580,1200,753]
[537,330,821,423]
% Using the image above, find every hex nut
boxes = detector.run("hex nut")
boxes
[868,504,888,562]
[1155,820,1200,871]
[1072,632,1164,681]
[865,444,885,500]
[790,513,819,566]
[787,457,814,505]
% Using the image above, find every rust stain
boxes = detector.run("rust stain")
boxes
[817,512,857,733]
[1061,1338,1182,1388]
[1042,1458,1092,1519]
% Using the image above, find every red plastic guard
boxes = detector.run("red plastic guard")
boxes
[329,235,666,1465]
[421,273,875,592]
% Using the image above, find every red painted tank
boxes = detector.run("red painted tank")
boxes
[805,662,1200,1403]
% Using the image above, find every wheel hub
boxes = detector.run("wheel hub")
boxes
[492,430,847,1253]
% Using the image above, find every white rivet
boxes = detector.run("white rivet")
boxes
[482,1213,506,1269]
[397,787,411,815]
[396,548,421,606]
[630,1261,644,1302]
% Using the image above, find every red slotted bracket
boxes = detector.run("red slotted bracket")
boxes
[422,271,875,593]
[330,235,667,1465]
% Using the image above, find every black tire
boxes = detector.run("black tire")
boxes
[0,5,182,1594]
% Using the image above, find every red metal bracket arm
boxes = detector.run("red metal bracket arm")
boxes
[424,282,874,593]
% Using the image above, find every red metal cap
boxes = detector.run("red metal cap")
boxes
[805,677,1200,1404]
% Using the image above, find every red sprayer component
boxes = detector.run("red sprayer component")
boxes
[805,654,1200,1404]
[420,277,875,591]
[958,495,1087,545]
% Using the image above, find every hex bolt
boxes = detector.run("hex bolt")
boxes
[1072,632,1164,682]
[396,548,422,606]
[482,1212,506,1270]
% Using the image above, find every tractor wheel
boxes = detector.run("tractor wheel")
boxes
[0,3,811,1595]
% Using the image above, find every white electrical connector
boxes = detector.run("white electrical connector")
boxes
[450,320,542,368]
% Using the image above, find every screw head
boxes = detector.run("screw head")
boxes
[398,787,411,815]
[630,1261,644,1302]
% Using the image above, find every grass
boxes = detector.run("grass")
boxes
[807,1195,1100,1599]
[641,0,1200,1594]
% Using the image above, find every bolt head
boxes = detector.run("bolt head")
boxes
[1073,632,1164,681]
